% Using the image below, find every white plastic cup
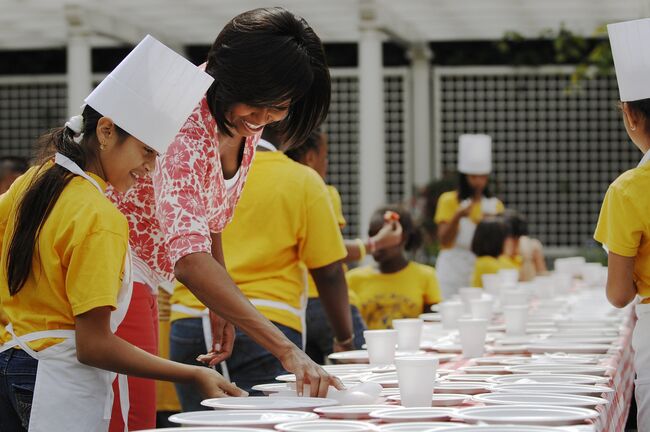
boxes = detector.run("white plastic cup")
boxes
[440,301,464,329]
[469,298,493,321]
[459,287,482,312]
[498,269,519,285]
[364,330,397,365]
[501,288,528,307]
[533,278,555,299]
[482,273,501,297]
[582,263,605,287]
[555,257,585,277]
[457,318,488,358]
[553,272,573,295]
[395,356,438,407]
[503,305,528,335]
[516,281,535,290]
[392,318,424,352]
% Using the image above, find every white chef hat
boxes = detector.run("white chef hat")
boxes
[458,134,492,175]
[608,18,650,102]
[85,35,213,154]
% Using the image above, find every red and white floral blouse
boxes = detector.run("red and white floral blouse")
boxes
[107,95,259,285]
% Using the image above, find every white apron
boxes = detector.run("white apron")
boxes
[633,302,650,431]
[631,151,650,429]
[0,153,132,432]
[436,196,499,299]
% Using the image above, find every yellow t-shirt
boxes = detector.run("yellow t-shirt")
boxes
[594,163,650,298]
[471,255,517,288]
[499,254,523,269]
[307,185,347,299]
[171,152,347,332]
[328,185,346,228]
[346,262,442,330]
[434,191,505,249]
[0,164,127,351]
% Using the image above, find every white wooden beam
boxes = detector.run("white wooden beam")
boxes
[360,0,426,45]
[637,0,650,17]
[64,4,183,53]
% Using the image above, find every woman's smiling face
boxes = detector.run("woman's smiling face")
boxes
[226,102,290,137]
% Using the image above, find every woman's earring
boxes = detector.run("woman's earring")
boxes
[100,141,106,150]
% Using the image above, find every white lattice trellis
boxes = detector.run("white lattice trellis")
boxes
[433,66,637,248]
[0,76,68,159]
[0,70,412,239]
[327,67,411,238]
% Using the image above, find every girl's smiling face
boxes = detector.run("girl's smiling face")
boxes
[95,117,158,192]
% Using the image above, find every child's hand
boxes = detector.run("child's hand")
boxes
[457,201,474,218]
[193,366,247,398]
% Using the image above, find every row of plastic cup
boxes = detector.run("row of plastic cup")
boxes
[364,318,425,365]
[482,270,576,302]
[365,316,496,364]
[439,296,528,334]
[555,257,606,287]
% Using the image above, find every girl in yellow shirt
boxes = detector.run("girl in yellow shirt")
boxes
[594,18,650,430]
[471,216,517,287]
[285,130,402,362]
[0,37,241,432]
[347,207,441,330]
[434,135,504,299]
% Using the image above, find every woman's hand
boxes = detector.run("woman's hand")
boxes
[333,338,355,353]
[193,366,248,398]
[195,313,236,367]
[209,311,236,365]
[278,346,344,397]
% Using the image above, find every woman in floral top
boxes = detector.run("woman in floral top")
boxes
[107,7,336,429]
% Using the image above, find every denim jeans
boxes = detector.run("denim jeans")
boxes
[169,318,301,411]
[0,348,38,432]
[305,299,367,364]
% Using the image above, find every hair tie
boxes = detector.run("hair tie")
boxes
[65,114,84,144]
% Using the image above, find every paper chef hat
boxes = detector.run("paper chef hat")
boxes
[608,18,650,102]
[85,35,213,154]
[458,134,492,175]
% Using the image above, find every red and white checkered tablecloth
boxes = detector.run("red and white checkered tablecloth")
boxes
[592,308,636,432]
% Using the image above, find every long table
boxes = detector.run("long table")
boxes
[326,289,637,431]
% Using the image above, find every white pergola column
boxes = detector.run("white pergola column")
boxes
[358,26,386,235]
[64,3,183,118]
[66,32,92,117]
[408,44,433,188]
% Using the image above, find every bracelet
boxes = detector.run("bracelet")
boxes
[334,335,354,346]
[367,237,377,254]
[354,238,366,261]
